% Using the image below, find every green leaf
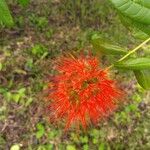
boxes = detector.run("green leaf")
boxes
[83,144,89,150]
[80,136,88,143]
[18,0,30,7]
[110,0,150,25]
[25,97,33,107]
[120,14,150,39]
[132,29,150,40]
[114,58,150,70]
[37,145,46,150]
[36,123,45,139]
[91,35,127,55]
[5,92,12,101]
[133,0,150,9]
[134,69,150,90]
[120,15,150,35]
[18,88,26,95]
[93,138,98,144]
[31,44,48,57]
[0,0,14,27]
[0,63,2,71]
[10,144,20,150]
[13,94,20,103]
[99,143,105,150]
[66,145,76,150]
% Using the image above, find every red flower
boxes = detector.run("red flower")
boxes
[47,54,123,130]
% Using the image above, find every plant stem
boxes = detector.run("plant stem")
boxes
[118,37,150,62]
[106,37,150,70]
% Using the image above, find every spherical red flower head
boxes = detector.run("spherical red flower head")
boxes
[47,55,123,130]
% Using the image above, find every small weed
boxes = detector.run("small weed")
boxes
[36,123,45,139]
[66,145,76,150]
[45,28,54,39]
[31,44,49,58]
[15,16,24,28]
[29,14,48,31]
[18,0,30,7]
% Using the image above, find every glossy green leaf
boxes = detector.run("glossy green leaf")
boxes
[120,15,150,38]
[110,0,150,25]
[114,58,150,70]
[120,15,150,35]
[133,0,150,9]
[91,36,127,55]
[132,29,150,40]
[134,69,150,90]
[0,0,14,27]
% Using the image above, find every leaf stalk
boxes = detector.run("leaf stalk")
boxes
[106,37,150,70]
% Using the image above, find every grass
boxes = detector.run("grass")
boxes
[0,0,150,149]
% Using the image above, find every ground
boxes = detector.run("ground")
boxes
[0,0,150,150]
